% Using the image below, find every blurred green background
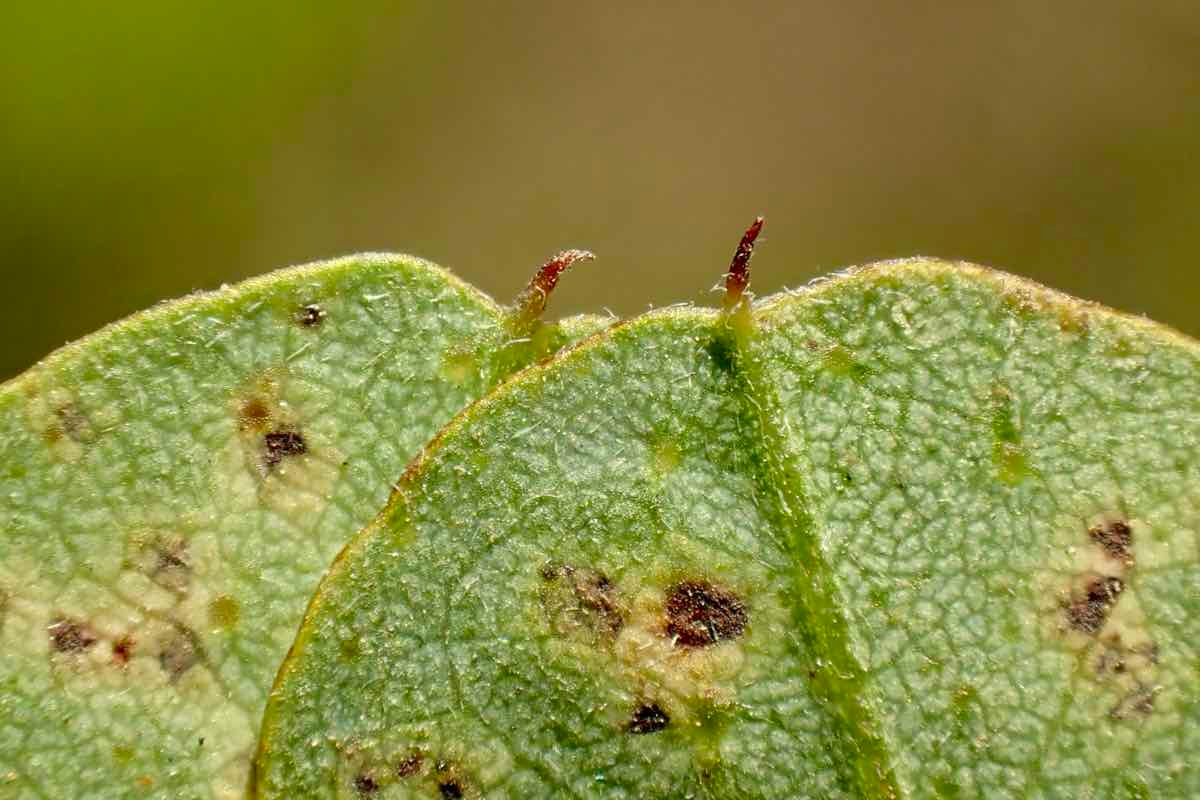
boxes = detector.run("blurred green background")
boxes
[3,2,1199,379]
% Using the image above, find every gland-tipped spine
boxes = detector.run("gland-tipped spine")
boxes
[723,216,764,312]
[508,249,595,334]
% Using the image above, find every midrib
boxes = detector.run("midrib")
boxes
[722,314,903,800]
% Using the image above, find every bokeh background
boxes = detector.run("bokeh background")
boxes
[3,2,1200,379]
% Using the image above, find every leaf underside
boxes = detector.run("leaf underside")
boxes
[257,260,1199,799]
[0,254,606,799]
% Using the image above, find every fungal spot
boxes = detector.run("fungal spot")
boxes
[239,397,272,430]
[1065,575,1124,634]
[541,563,625,639]
[297,304,326,327]
[159,630,200,681]
[112,635,135,666]
[1090,520,1134,564]
[55,403,93,443]
[395,751,424,778]
[148,537,191,593]
[264,429,307,470]
[353,772,379,796]
[434,762,468,800]
[48,617,98,653]
[664,580,747,648]
[628,702,670,734]
[1109,684,1158,720]
[208,595,240,629]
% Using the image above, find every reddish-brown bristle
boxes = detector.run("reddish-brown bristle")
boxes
[723,216,764,310]
[511,249,595,331]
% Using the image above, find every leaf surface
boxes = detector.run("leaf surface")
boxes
[256,259,1199,799]
[0,254,605,799]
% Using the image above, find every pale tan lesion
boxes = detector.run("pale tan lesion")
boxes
[330,732,510,800]
[612,584,749,718]
[217,369,343,520]
[1038,509,1170,725]
[21,381,120,462]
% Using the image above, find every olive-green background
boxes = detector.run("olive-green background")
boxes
[3,2,1198,380]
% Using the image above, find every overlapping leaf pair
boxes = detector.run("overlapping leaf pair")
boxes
[1,224,1196,799]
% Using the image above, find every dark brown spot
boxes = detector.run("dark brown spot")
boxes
[664,580,747,648]
[395,752,424,778]
[48,617,97,653]
[1066,576,1124,635]
[264,430,307,470]
[1090,520,1134,563]
[628,702,670,734]
[438,781,464,799]
[354,772,379,796]
[298,304,326,327]
[239,397,272,430]
[159,630,200,681]
[112,635,135,666]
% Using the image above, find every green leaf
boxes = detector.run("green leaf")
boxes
[257,258,1198,798]
[0,253,606,799]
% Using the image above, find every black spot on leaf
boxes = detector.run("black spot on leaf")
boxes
[664,580,747,648]
[48,617,98,653]
[298,304,326,328]
[628,702,670,734]
[438,781,464,799]
[264,430,307,470]
[1066,576,1124,635]
[354,772,379,796]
